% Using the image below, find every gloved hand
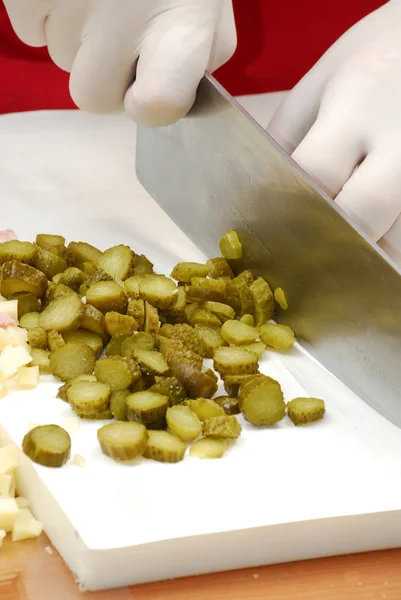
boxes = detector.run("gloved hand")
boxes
[267,0,401,263]
[3,0,236,127]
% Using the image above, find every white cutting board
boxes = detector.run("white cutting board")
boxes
[1,106,401,591]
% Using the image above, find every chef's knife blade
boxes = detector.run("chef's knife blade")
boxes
[136,73,401,428]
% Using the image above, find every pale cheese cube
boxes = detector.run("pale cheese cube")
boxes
[17,366,39,389]
[0,498,19,532]
[0,345,32,378]
[6,326,28,347]
[0,300,18,322]
[73,454,86,468]
[15,497,30,509]
[0,444,19,476]
[0,474,16,498]
[0,529,6,547]
[12,508,43,542]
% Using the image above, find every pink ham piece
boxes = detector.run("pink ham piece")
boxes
[0,230,17,242]
[0,314,17,328]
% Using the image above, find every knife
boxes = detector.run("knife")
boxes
[136,73,401,428]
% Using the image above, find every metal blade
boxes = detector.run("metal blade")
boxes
[136,73,401,427]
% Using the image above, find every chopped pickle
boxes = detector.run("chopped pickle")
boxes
[188,308,222,328]
[219,230,243,260]
[124,275,145,299]
[168,323,206,357]
[126,391,169,424]
[159,323,174,338]
[239,375,285,426]
[29,348,51,374]
[193,324,226,358]
[149,376,187,406]
[110,390,131,421]
[39,294,84,332]
[236,270,254,285]
[106,331,130,356]
[63,329,104,358]
[97,244,133,281]
[214,395,240,415]
[206,257,234,279]
[139,275,178,309]
[22,425,71,468]
[57,374,97,403]
[82,304,108,341]
[168,358,218,399]
[225,278,254,318]
[166,405,202,442]
[259,323,296,350]
[143,430,186,463]
[240,341,266,359]
[223,374,264,397]
[13,293,41,319]
[131,373,156,392]
[184,301,200,324]
[27,327,47,349]
[97,421,148,462]
[81,261,98,276]
[20,312,40,330]
[144,301,160,334]
[202,301,235,322]
[36,234,65,248]
[33,246,68,279]
[52,272,62,284]
[185,285,225,304]
[203,415,242,439]
[121,332,156,356]
[164,286,187,321]
[1,260,48,299]
[220,319,259,345]
[105,312,138,337]
[171,262,210,283]
[58,267,88,292]
[274,288,288,310]
[68,241,102,268]
[0,240,36,265]
[53,283,79,300]
[287,397,325,426]
[134,349,169,375]
[67,381,111,414]
[190,437,227,459]
[240,314,255,327]
[47,330,65,352]
[162,338,203,369]
[127,298,145,329]
[49,341,96,381]
[186,398,225,421]
[250,278,274,326]
[213,346,258,377]
[132,254,154,275]
[191,277,227,294]
[86,281,128,314]
[95,356,141,392]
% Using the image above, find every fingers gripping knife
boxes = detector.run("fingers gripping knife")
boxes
[136,73,401,427]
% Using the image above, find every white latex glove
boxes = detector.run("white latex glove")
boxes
[267,0,401,263]
[3,0,236,127]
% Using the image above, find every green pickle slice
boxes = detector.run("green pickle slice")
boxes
[22,425,71,468]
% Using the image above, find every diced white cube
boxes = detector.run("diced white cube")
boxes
[0,529,6,547]
[15,497,30,509]
[6,326,28,347]
[0,444,19,476]
[0,474,16,498]
[12,508,43,542]
[73,454,86,468]
[0,498,19,532]
[0,345,32,378]
[17,366,39,388]
[0,300,18,322]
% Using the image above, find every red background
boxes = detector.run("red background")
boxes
[0,0,387,114]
